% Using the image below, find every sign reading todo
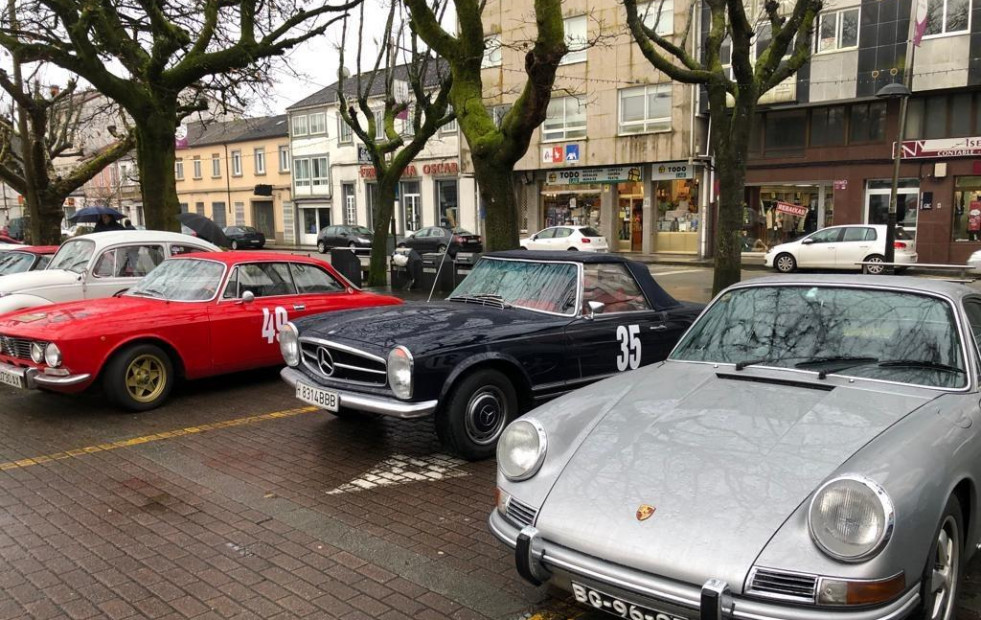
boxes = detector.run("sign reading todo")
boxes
[776,201,809,217]
[546,166,643,185]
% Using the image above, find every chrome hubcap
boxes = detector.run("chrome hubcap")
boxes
[777,256,793,272]
[866,258,884,274]
[929,517,959,620]
[465,386,507,445]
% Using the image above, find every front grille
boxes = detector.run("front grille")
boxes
[747,568,817,603]
[300,339,387,386]
[0,335,44,361]
[505,497,538,528]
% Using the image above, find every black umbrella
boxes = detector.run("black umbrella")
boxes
[178,213,229,247]
[68,205,125,223]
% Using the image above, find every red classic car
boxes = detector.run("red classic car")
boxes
[0,246,59,275]
[0,251,401,410]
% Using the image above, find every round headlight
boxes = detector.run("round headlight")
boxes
[497,419,547,481]
[808,475,894,561]
[279,322,300,367]
[387,346,413,400]
[30,342,44,363]
[44,342,62,368]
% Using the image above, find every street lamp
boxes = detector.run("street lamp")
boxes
[875,82,912,274]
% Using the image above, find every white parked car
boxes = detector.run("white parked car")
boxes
[0,230,219,314]
[519,226,609,252]
[764,224,917,274]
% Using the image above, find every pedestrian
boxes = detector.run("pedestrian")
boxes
[122,218,136,230]
[93,213,123,232]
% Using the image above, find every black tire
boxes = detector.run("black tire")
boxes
[230,240,238,250]
[863,254,886,275]
[436,368,518,461]
[103,343,175,412]
[567,246,579,251]
[317,241,327,254]
[437,244,447,254]
[915,494,963,620]
[896,267,909,274]
[774,253,796,273]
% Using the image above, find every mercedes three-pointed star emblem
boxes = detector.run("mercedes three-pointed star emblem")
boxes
[317,347,335,376]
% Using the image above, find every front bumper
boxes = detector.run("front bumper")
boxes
[280,367,438,419]
[0,361,91,391]
[488,510,920,620]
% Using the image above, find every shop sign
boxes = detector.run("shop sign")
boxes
[833,179,848,190]
[360,164,419,178]
[565,145,580,162]
[543,146,565,164]
[357,145,372,163]
[896,137,981,159]
[422,161,459,175]
[650,162,694,180]
[776,201,808,217]
[545,166,643,186]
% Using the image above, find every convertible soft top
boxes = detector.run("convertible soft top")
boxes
[484,250,681,310]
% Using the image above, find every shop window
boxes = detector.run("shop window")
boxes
[849,102,886,143]
[436,179,459,227]
[482,34,502,68]
[816,8,859,53]
[953,176,981,241]
[925,95,948,139]
[639,0,673,35]
[543,96,587,141]
[561,16,588,65]
[924,0,969,36]
[618,84,672,135]
[809,107,845,147]
[866,178,919,233]
[764,110,806,154]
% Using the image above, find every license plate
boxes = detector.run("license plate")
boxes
[572,583,688,620]
[0,368,25,389]
[295,381,339,411]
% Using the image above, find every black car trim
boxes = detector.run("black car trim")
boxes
[715,372,836,392]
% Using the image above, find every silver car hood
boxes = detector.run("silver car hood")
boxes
[534,364,937,591]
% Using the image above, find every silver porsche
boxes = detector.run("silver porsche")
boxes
[489,274,981,620]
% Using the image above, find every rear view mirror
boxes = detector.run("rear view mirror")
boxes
[239,290,255,305]
[801,238,815,245]
[586,300,605,319]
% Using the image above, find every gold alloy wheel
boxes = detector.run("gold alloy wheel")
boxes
[124,353,167,403]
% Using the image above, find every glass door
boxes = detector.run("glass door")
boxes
[400,181,421,234]
[865,179,919,238]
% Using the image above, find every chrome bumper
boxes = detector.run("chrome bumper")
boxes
[0,361,90,389]
[488,511,920,620]
[280,367,438,419]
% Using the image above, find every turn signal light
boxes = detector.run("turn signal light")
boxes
[817,572,905,606]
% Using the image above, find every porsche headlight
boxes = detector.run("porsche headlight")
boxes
[279,322,300,367]
[498,420,547,481]
[387,346,413,399]
[30,342,44,363]
[808,475,894,561]
[44,342,62,368]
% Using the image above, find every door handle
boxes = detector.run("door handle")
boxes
[293,304,306,310]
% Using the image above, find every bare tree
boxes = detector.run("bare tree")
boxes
[403,0,566,251]
[0,0,359,232]
[336,2,454,286]
[623,0,821,293]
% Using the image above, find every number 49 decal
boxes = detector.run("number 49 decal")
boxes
[616,324,641,371]
[262,307,289,344]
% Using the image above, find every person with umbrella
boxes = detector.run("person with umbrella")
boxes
[94,213,124,232]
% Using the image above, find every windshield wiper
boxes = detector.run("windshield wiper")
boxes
[794,356,879,379]
[876,359,965,374]
[448,294,512,309]
[734,359,767,371]
[129,288,165,298]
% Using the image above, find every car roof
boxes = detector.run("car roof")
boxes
[62,230,221,250]
[171,250,331,266]
[12,246,59,255]
[733,273,978,301]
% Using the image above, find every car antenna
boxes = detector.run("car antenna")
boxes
[428,248,452,303]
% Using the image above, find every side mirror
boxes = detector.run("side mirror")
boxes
[801,238,815,245]
[341,232,349,237]
[239,290,255,305]
[532,234,538,240]
[585,300,605,319]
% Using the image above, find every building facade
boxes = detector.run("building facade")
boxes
[175,116,292,242]
[286,68,477,247]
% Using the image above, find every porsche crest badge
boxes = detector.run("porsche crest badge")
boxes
[636,504,656,521]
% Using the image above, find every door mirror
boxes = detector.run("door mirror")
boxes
[531,234,538,240]
[585,300,605,319]
[340,232,349,236]
[801,238,815,245]
[239,290,255,305]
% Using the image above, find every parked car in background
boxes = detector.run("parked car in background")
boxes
[0,234,22,246]
[492,274,980,620]
[0,252,402,411]
[0,231,219,315]
[765,224,916,274]
[0,246,58,276]
[398,226,482,254]
[520,226,609,252]
[317,225,374,253]
[280,251,703,460]
[223,226,266,250]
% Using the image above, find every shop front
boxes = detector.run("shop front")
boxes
[543,164,643,248]
[357,160,472,235]
[650,162,700,254]
[743,183,834,252]
[297,202,331,246]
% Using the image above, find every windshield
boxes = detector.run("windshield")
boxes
[127,258,225,301]
[49,239,95,273]
[449,258,578,315]
[671,285,966,389]
[0,251,35,275]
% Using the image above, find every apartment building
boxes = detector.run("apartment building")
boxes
[286,65,477,247]
[175,116,292,242]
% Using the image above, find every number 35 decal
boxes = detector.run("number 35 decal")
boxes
[261,307,289,344]
[616,324,641,371]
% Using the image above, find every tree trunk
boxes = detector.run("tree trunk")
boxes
[135,112,180,232]
[367,179,398,288]
[471,154,519,251]
[34,190,67,245]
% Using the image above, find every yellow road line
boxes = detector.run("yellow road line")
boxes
[0,405,319,472]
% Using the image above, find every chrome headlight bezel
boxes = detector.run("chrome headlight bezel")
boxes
[808,474,895,562]
[387,346,413,400]
[279,322,300,367]
[30,342,44,364]
[498,419,548,482]
[44,342,62,368]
